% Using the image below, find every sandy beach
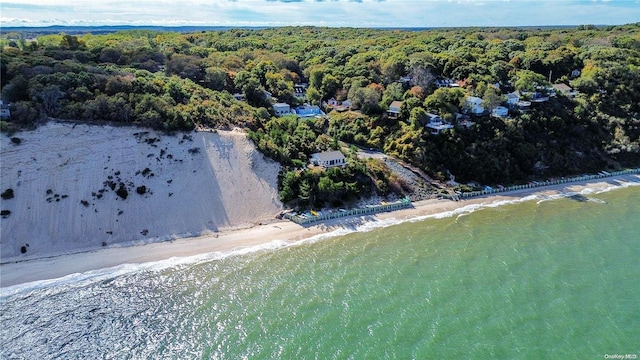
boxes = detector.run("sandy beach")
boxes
[2,173,638,288]
[1,122,282,263]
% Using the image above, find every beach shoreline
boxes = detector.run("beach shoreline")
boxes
[2,173,639,289]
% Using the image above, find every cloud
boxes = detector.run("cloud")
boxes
[1,0,638,27]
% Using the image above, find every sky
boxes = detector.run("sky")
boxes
[1,0,639,28]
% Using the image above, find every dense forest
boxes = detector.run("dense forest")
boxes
[1,24,639,207]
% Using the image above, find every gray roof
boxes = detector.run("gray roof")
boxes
[311,150,345,162]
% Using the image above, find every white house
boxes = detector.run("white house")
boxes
[341,99,353,108]
[310,150,346,168]
[388,100,403,118]
[425,113,454,135]
[506,92,520,106]
[492,106,509,118]
[466,96,485,115]
[273,103,292,116]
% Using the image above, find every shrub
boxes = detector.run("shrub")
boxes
[136,186,147,194]
[1,189,14,200]
[115,183,128,199]
[11,137,21,145]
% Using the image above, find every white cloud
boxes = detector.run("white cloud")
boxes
[1,0,639,27]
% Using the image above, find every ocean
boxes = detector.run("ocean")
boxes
[1,185,639,359]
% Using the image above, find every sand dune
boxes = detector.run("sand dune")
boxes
[0,122,282,263]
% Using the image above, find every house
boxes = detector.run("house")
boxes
[295,104,325,118]
[491,106,509,118]
[387,100,403,118]
[425,113,454,135]
[334,99,352,112]
[552,83,577,97]
[327,98,339,106]
[435,79,460,88]
[310,150,346,168]
[456,113,475,129]
[457,119,476,129]
[273,103,292,116]
[293,84,307,100]
[571,69,581,78]
[263,90,272,100]
[232,93,246,101]
[466,96,485,115]
[0,101,10,119]
[530,92,549,103]
[506,91,520,106]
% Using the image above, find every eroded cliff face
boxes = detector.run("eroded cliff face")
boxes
[0,122,282,262]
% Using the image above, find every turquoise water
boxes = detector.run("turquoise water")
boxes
[1,186,639,359]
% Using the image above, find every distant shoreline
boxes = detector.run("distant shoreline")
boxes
[2,173,638,289]
[1,24,594,35]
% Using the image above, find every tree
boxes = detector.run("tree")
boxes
[306,86,322,106]
[514,70,548,92]
[166,54,203,82]
[423,87,465,116]
[60,34,85,50]
[409,63,435,89]
[490,60,513,85]
[381,54,407,83]
[320,74,340,100]
[235,71,269,108]
[482,86,505,111]
[204,66,228,91]
[35,85,64,117]
[348,86,381,114]
[279,171,299,203]
[381,82,404,108]
[409,107,429,129]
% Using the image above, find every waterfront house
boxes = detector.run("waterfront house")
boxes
[425,113,454,135]
[273,103,292,116]
[491,106,509,118]
[310,150,346,168]
[295,104,325,118]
